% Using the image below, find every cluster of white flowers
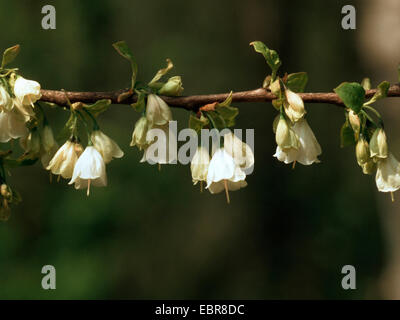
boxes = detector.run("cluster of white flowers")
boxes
[131,94,177,164]
[190,133,254,203]
[273,88,322,167]
[47,130,123,196]
[354,125,400,200]
[0,76,41,143]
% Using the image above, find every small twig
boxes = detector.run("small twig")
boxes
[39,83,400,111]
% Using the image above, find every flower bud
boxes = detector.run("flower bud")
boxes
[370,128,388,159]
[13,76,41,106]
[130,116,149,150]
[275,117,299,150]
[41,125,56,153]
[355,138,369,166]
[348,110,360,140]
[158,76,184,96]
[146,94,172,126]
[284,89,306,123]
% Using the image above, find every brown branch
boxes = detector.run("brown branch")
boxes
[40,83,400,111]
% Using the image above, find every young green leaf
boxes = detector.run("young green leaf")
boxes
[112,41,138,90]
[250,41,281,80]
[364,81,390,106]
[216,105,239,128]
[218,91,233,107]
[57,112,77,142]
[188,113,208,133]
[206,111,226,130]
[83,99,112,117]
[131,91,146,113]
[148,59,173,86]
[1,45,20,69]
[286,72,308,93]
[340,121,356,148]
[334,82,365,113]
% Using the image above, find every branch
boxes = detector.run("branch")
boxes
[40,83,400,111]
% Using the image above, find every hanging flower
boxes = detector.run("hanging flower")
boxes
[91,130,124,164]
[375,153,400,193]
[223,132,254,172]
[284,89,306,123]
[145,94,172,126]
[274,118,321,165]
[206,148,247,203]
[130,116,149,150]
[69,146,107,196]
[0,109,28,143]
[370,128,388,160]
[47,140,83,179]
[191,146,210,187]
[13,76,41,107]
[140,123,177,165]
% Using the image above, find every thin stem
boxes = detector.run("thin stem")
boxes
[39,84,400,110]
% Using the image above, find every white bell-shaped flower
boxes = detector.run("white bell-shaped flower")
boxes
[0,109,28,143]
[191,146,210,186]
[13,76,41,106]
[91,130,124,164]
[274,118,321,166]
[206,148,247,203]
[69,146,107,195]
[140,123,177,165]
[145,94,172,126]
[370,128,388,159]
[130,116,149,150]
[47,141,82,179]
[223,132,254,172]
[375,153,400,193]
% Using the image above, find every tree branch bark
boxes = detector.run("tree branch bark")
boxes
[40,83,400,111]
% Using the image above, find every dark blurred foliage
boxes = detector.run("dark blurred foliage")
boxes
[0,0,388,299]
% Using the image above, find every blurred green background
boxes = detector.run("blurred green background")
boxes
[0,0,399,299]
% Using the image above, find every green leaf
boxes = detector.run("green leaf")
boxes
[84,99,112,117]
[148,59,173,86]
[1,45,20,68]
[57,112,77,142]
[131,91,146,113]
[340,121,356,148]
[112,41,138,90]
[216,105,239,127]
[334,82,365,113]
[188,113,208,133]
[218,91,233,107]
[250,41,281,79]
[286,72,308,93]
[364,81,390,105]
[207,111,226,130]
